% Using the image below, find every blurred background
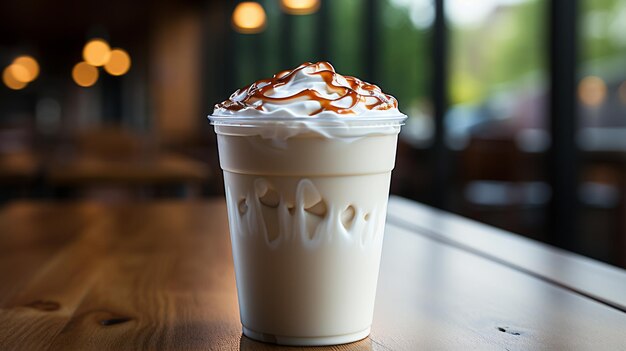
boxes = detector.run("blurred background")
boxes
[1,0,625,267]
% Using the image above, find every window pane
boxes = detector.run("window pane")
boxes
[379,0,433,148]
[446,0,548,240]
[328,0,365,77]
[292,12,317,65]
[577,0,626,266]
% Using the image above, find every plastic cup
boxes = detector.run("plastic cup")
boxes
[209,115,405,346]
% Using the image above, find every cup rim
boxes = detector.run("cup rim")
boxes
[207,114,408,128]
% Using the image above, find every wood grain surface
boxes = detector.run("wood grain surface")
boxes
[0,198,625,350]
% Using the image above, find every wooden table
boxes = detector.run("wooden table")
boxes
[1,197,625,350]
[46,152,210,186]
[0,151,40,183]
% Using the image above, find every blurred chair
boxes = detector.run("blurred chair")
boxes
[0,127,41,203]
[44,126,210,201]
[74,127,142,158]
[390,139,431,201]
[459,136,548,241]
[579,156,625,267]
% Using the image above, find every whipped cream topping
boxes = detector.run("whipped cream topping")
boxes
[213,62,401,118]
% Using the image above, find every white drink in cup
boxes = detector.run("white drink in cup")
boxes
[209,62,405,346]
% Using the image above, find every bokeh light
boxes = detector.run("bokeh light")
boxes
[2,66,27,90]
[8,63,30,83]
[72,62,99,87]
[232,2,266,34]
[83,39,111,66]
[12,56,40,82]
[104,48,131,76]
[281,0,320,15]
[578,76,607,107]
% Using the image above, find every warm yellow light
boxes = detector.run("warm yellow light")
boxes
[3,66,27,90]
[104,48,131,76]
[8,63,30,83]
[83,39,111,66]
[72,62,99,87]
[619,81,626,105]
[12,56,39,82]
[232,2,266,34]
[578,76,607,107]
[281,0,320,15]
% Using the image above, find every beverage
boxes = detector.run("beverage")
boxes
[209,62,405,346]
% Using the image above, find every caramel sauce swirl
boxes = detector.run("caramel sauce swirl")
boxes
[214,62,399,117]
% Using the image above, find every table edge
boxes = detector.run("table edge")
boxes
[387,195,626,312]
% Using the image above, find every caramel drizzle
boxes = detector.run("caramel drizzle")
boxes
[215,62,398,116]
